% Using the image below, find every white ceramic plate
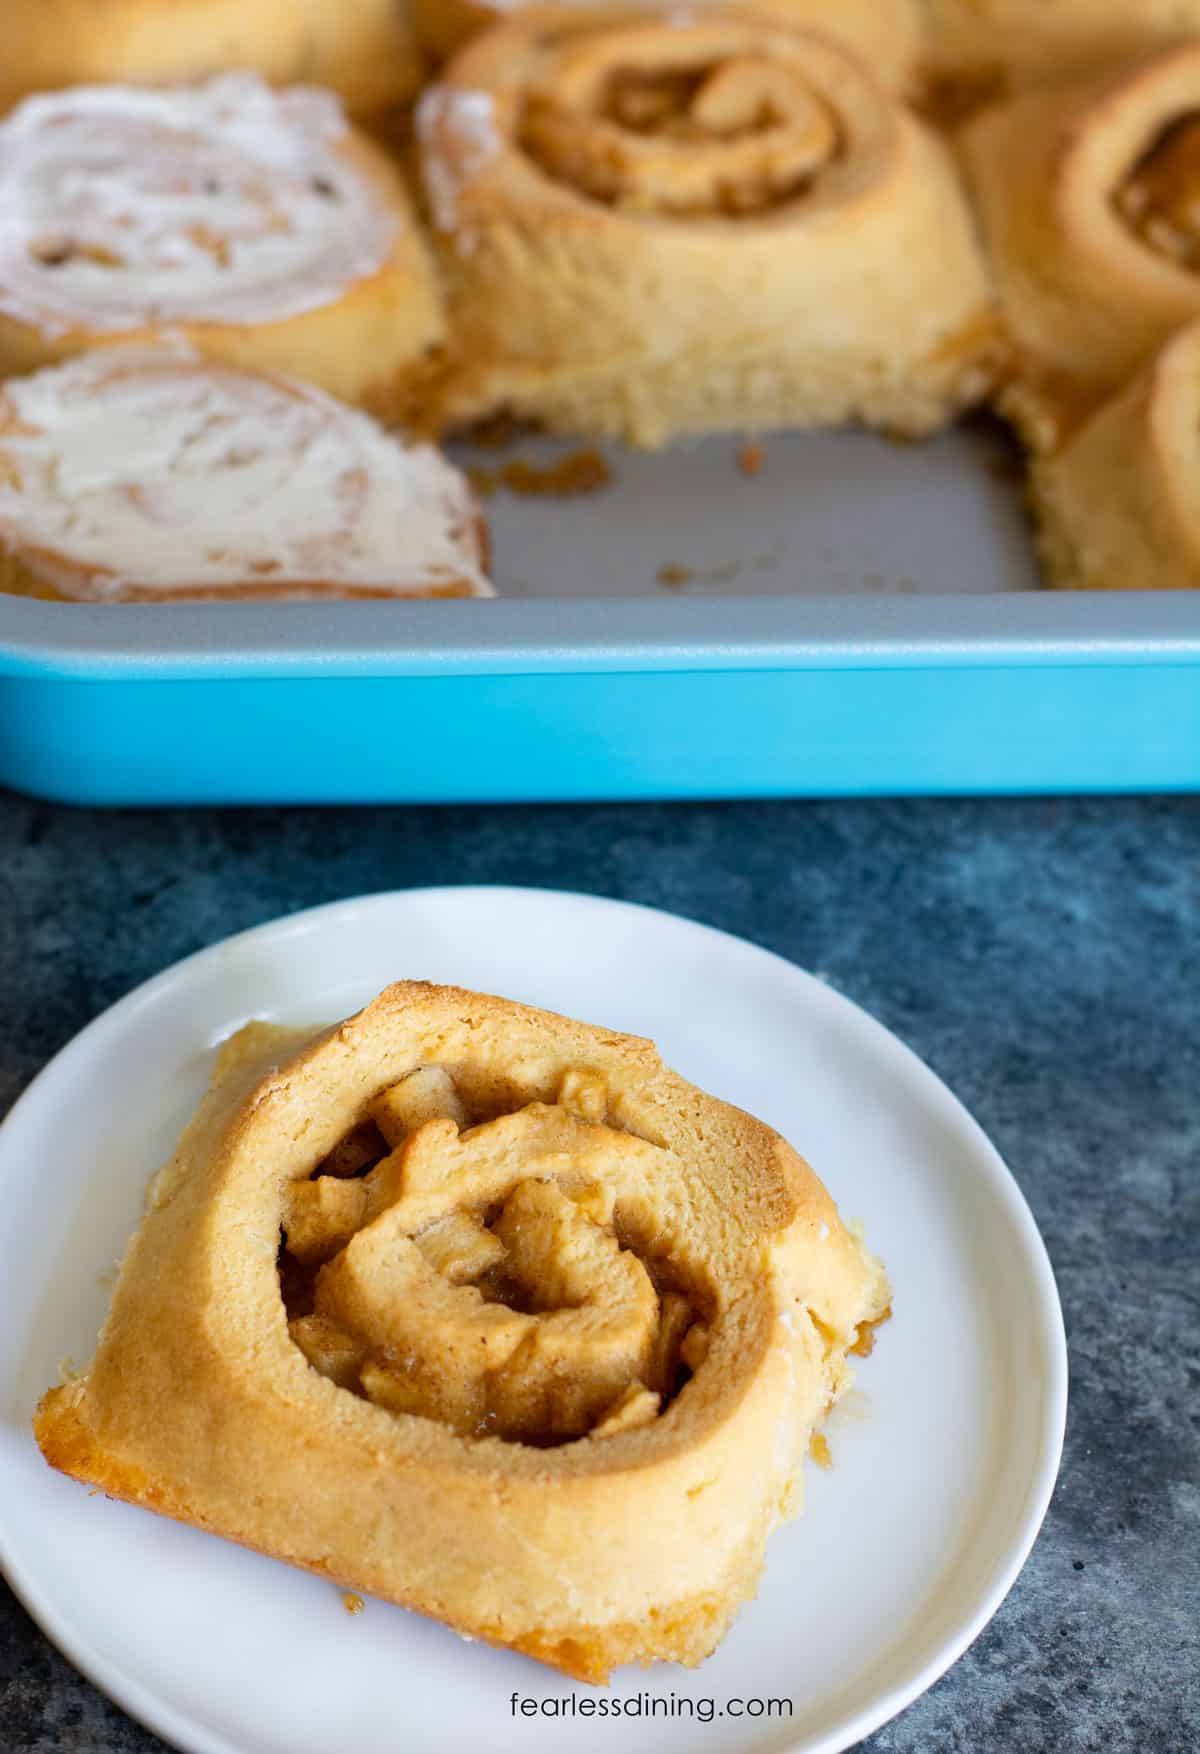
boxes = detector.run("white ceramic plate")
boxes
[0,887,1066,1754]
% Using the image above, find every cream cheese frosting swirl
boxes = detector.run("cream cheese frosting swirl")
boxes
[0,348,492,600]
[0,74,397,338]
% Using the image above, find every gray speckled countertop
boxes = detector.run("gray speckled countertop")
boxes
[1,792,1197,1754]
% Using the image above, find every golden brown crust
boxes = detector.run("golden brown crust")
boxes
[0,0,424,117]
[923,0,1200,94]
[34,983,888,1682]
[960,45,1200,453]
[1030,318,1200,590]
[419,6,1000,448]
[0,0,304,112]
[415,0,925,88]
[295,0,426,116]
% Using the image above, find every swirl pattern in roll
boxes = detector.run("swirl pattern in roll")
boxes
[1032,319,1200,590]
[923,0,1200,97]
[0,349,492,601]
[413,0,925,89]
[418,7,1000,446]
[0,74,444,414]
[34,983,889,1681]
[962,44,1200,451]
[0,0,424,118]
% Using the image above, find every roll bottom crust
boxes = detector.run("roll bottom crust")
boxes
[1031,320,1200,591]
[0,260,443,429]
[0,550,489,603]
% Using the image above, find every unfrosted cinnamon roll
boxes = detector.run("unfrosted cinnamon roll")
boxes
[0,0,425,118]
[0,74,443,416]
[34,983,889,1681]
[418,7,1000,447]
[923,0,1200,100]
[1032,319,1200,591]
[296,0,427,118]
[414,0,925,90]
[962,44,1200,450]
[0,348,493,601]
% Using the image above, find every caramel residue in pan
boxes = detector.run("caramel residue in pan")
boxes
[469,449,612,499]
[737,440,765,477]
[462,411,537,451]
[657,563,693,588]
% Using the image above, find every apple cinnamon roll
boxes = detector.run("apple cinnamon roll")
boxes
[0,348,493,602]
[0,0,424,118]
[418,7,1000,447]
[1032,319,1200,591]
[923,0,1200,101]
[962,44,1200,450]
[413,0,925,90]
[296,0,427,118]
[35,983,889,1681]
[0,74,443,417]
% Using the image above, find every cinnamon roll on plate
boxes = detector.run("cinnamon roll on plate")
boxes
[0,348,493,602]
[0,74,443,416]
[35,982,889,1681]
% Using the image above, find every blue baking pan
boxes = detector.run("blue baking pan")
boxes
[0,593,1196,804]
[0,429,1196,804]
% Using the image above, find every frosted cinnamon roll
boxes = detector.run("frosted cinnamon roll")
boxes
[0,0,424,118]
[0,75,443,417]
[418,7,999,447]
[1032,319,1200,591]
[0,349,493,602]
[413,0,925,90]
[962,45,1200,451]
[923,0,1200,101]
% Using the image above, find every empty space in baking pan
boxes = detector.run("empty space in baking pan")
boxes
[452,419,1038,599]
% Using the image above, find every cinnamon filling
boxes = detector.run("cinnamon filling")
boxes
[521,50,841,216]
[1117,115,1200,270]
[279,1065,713,1446]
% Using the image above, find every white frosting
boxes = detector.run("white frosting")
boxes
[416,86,500,234]
[0,76,395,337]
[0,349,492,599]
